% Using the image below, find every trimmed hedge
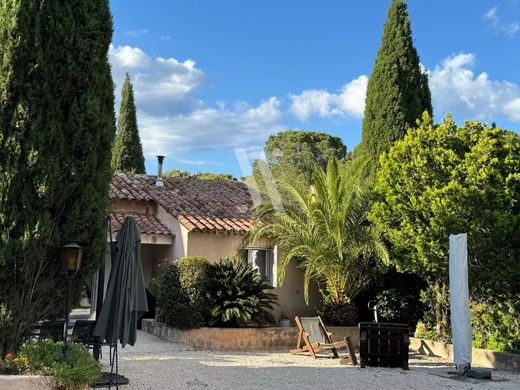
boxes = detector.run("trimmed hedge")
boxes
[155,264,193,329]
[176,257,212,326]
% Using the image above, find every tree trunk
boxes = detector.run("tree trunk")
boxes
[434,280,449,340]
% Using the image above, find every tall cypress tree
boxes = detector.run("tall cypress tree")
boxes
[0,0,115,351]
[111,73,146,173]
[359,0,432,174]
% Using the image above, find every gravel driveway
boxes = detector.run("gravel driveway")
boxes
[101,330,520,390]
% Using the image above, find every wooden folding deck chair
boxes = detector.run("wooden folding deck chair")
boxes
[290,316,357,365]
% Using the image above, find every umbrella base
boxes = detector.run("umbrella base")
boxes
[93,372,130,387]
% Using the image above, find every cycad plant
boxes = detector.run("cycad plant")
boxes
[207,258,278,326]
[253,156,388,305]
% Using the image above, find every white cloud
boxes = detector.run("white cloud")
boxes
[134,57,204,102]
[336,76,369,118]
[483,6,519,37]
[178,159,206,165]
[484,6,499,24]
[109,44,284,159]
[109,44,205,115]
[137,99,283,157]
[289,75,368,121]
[428,53,520,121]
[110,45,149,68]
[505,21,520,36]
[125,29,149,37]
[504,98,520,121]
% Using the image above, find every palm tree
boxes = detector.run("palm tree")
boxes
[252,156,388,304]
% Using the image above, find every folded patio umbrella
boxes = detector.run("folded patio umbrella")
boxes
[93,216,148,347]
[449,233,472,370]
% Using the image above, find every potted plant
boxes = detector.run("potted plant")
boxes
[279,311,291,327]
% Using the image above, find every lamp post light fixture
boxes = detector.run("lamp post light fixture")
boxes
[59,243,83,356]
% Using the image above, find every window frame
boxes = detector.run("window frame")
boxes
[244,246,278,287]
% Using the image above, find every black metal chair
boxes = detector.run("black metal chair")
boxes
[38,320,65,342]
[72,319,114,363]
[72,320,97,345]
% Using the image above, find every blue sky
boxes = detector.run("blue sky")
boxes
[109,0,520,177]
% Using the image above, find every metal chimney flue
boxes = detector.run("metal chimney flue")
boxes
[156,155,165,187]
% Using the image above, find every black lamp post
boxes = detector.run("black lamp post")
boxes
[59,243,83,356]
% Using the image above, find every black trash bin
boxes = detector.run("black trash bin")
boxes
[359,322,410,369]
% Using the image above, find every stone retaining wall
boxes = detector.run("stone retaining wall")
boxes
[142,319,359,351]
[410,337,520,372]
[0,375,54,390]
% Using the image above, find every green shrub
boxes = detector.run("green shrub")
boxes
[176,257,211,326]
[471,298,520,353]
[375,288,425,326]
[19,339,101,389]
[414,320,437,340]
[155,264,193,328]
[51,343,102,390]
[207,258,278,326]
[19,338,62,372]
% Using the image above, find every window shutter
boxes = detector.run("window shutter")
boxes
[271,246,278,287]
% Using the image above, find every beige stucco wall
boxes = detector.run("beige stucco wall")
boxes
[186,231,245,262]
[273,260,320,319]
[141,244,171,287]
[155,204,188,261]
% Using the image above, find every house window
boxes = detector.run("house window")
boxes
[245,247,278,287]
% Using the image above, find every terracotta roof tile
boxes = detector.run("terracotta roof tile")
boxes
[110,213,173,237]
[110,173,254,234]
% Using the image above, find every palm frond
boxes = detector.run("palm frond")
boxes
[250,155,388,304]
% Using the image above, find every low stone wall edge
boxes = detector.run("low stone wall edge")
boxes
[0,375,55,390]
[410,337,520,372]
[142,319,359,351]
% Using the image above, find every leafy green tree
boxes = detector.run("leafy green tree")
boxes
[358,0,432,175]
[253,156,388,304]
[371,113,520,337]
[250,130,347,194]
[111,73,145,173]
[162,169,236,181]
[0,0,115,351]
[194,172,236,181]
[163,168,192,178]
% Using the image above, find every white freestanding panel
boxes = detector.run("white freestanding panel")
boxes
[449,233,472,369]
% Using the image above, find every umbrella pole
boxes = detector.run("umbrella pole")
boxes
[93,216,113,361]
[116,344,119,390]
